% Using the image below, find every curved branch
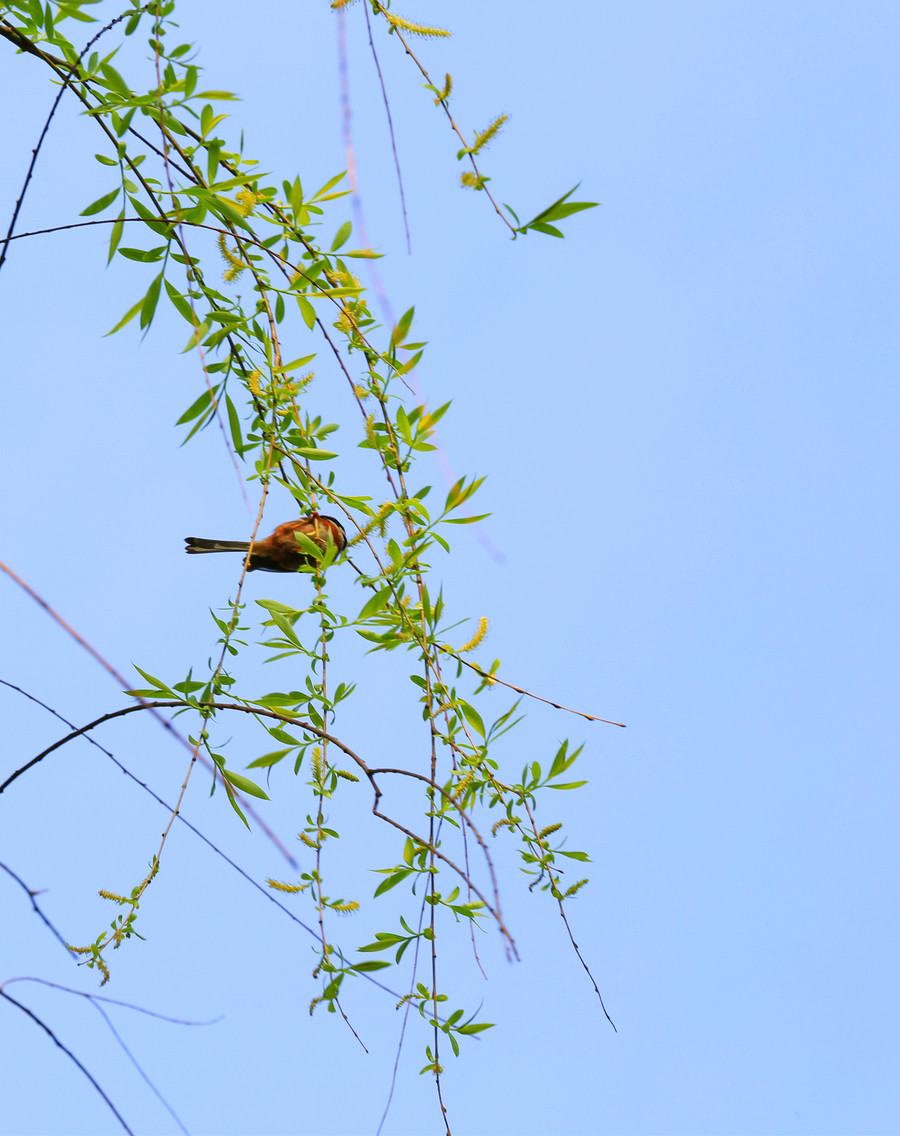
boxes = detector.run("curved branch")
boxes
[1,699,518,952]
[0,988,133,1134]
[438,645,626,726]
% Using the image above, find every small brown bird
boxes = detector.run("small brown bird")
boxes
[185,514,346,572]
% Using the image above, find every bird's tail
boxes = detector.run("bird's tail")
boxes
[184,537,252,554]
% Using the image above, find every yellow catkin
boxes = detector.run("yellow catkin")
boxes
[348,501,392,546]
[217,231,248,281]
[332,900,360,914]
[384,12,451,38]
[235,187,258,216]
[364,414,377,448]
[458,616,488,653]
[452,772,475,800]
[471,114,508,155]
[268,878,302,893]
[434,73,452,104]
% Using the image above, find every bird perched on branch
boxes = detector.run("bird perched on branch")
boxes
[185,514,346,572]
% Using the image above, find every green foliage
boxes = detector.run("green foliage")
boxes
[1,0,613,1122]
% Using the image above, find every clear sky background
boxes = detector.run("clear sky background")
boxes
[1,2,898,1134]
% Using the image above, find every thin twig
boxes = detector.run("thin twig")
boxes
[359,1,411,251]
[0,861,68,949]
[0,559,298,865]
[369,1,515,234]
[1,699,517,954]
[439,645,626,725]
[0,7,144,273]
[0,989,134,1134]
[0,679,425,1008]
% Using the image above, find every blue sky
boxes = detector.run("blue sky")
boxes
[1,2,898,1133]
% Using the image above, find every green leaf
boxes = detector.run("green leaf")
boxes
[267,727,303,745]
[172,679,205,694]
[98,61,130,97]
[330,220,352,251]
[293,447,337,461]
[547,780,589,791]
[391,306,415,347]
[139,272,163,329]
[459,700,485,739]
[117,246,165,262]
[164,279,196,324]
[225,394,245,456]
[246,749,292,769]
[222,769,270,799]
[350,960,392,972]
[80,188,120,216]
[222,779,250,829]
[517,185,598,238]
[107,210,124,264]
[526,221,564,238]
[268,611,302,646]
[297,295,316,329]
[374,869,413,897]
[256,599,302,617]
[273,354,316,374]
[358,588,392,621]
[311,171,346,200]
[357,934,406,953]
[175,388,213,428]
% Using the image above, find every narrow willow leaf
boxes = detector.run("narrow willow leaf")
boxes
[139,272,163,329]
[164,279,196,324]
[105,295,143,335]
[330,220,352,251]
[358,588,392,621]
[222,769,270,799]
[80,188,119,216]
[297,295,316,329]
[107,209,124,264]
[459,700,485,739]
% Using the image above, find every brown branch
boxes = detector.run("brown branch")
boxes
[359,1,411,251]
[556,897,616,1030]
[1,699,517,954]
[0,6,143,271]
[0,988,134,1134]
[0,559,298,865]
[439,645,626,726]
[0,860,68,950]
[369,1,515,235]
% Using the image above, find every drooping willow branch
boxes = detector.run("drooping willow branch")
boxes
[0,698,517,954]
